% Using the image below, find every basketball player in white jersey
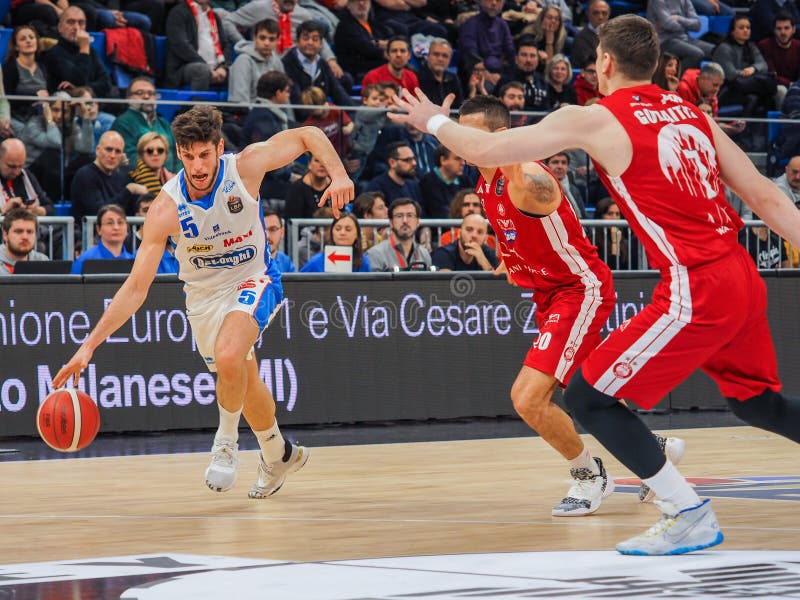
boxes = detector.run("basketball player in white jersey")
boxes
[54,106,354,497]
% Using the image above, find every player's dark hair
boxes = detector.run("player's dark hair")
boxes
[460,95,510,131]
[597,14,660,81]
[171,105,223,149]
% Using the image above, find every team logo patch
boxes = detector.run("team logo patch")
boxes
[227,196,243,213]
[613,362,633,379]
[222,179,235,193]
[563,345,576,361]
[497,203,506,217]
[212,224,220,232]
[190,246,256,269]
[503,230,517,243]
[495,177,506,197]
[186,244,213,253]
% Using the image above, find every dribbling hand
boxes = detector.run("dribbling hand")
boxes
[53,346,95,389]
[318,175,355,217]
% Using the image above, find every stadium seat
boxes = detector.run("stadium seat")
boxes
[155,35,167,74]
[708,15,733,35]
[156,88,219,121]
[689,15,709,39]
[0,27,11,63]
[0,0,10,26]
[89,32,110,73]
[767,110,783,144]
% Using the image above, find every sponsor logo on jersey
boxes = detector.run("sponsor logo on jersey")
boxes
[660,92,683,105]
[237,279,256,290]
[497,219,516,231]
[204,228,233,241]
[223,229,254,248]
[222,179,235,193]
[503,230,517,243]
[190,245,257,269]
[545,313,560,326]
[177,203,192,218]
[227,195,243,214]
[613,362,633,379]
[495,177,506,197]
[187,244,213,253]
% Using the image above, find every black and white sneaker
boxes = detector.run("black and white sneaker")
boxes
[552,457,615,517]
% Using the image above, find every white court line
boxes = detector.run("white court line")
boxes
[1,513,799,533]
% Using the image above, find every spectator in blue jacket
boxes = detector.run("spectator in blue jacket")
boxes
[300,213,371,272]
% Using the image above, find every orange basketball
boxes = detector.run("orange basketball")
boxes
[36,389,100,452]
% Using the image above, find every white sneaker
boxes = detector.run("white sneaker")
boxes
[552,457,615,517]
[248,443,309,499]
[639,435,686,503]
[205,437,239,492]
[616,498,724,555]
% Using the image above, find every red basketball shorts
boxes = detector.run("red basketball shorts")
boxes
[582,246,781,409]
[524,288,615,386]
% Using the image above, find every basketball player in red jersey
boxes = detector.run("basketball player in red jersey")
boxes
[461,95,619,517]
[392,14,800,555]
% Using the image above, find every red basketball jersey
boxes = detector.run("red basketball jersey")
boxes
[477,166,613,303]
[594,84,743,271]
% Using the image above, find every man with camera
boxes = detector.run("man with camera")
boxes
[366,197,431,270]
[0,138,53,217]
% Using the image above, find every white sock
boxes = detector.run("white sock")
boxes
[253,422,286,463]
[568,447,599,474]
[642,460,701,511]
[215,403,242,442]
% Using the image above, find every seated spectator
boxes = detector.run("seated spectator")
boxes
[757,13,800,110]
[112,77,179,173]
[677,62,746,137]
[300,86,353,157]
[497,38,550,113]
[347,84,387,182]
[653,52,682,92]
[366,141,423,205]
[10,0,64,36]
[647,0,713,70]
[439,188,498,248]
[165,0,231,90]
[420,145,466,217]
[0,138,53,218]
[73,0,152,31]
[3,26,48,133]
[71,131,148,222]
[691,0,734,17]
[750,0,800,42]
[285,154,332,220]
[775,155,800,206]
[361,36,420,93]
[372,0,447,39]
[498,81,530,127]
[712,15,777,118]
[366,197,431,270]
[418,38,464,108]
[593,197,639,270]
[41,7,112,98]
[571,0,609,73]
[71,86,114,151]
[300,213,371,272]
[228,19,283,105]
[403,123,438,177]
[574,55,601,106]
[546,151,585,217]
[546,54,576,109]
[72,204,135,274]
[284,21,353,118]
[0,207,50,274]
[297,205,333,267]
[130,132,176,194]
[463,55,492,99]
[459,0,515,79]
[264,207,296,272]
[241,71,296,200]
[432,212,498,271]
[352,190,388,250]
[739,213,788,269]
[21,91,93,202]
[523,6,567,66]
[334,0,396,81]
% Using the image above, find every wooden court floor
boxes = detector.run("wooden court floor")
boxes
[1,425,798,567]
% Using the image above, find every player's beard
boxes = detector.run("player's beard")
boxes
[187,161,219,194]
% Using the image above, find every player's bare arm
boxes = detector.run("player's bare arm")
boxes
[391,89,623,169]
[236,126,355,216]
[52,194,178,388]
[709,115,800,249]
[503,161,561,215]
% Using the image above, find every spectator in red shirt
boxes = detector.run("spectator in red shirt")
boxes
[361,36,420,92]
[574,55,602,106]
[757,13,800,109]
[677,62,746,136]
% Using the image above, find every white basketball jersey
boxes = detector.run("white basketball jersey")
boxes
[161,153,279,294]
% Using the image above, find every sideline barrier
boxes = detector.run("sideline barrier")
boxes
[2,272,799,437]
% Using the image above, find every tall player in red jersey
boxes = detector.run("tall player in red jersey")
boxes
[391,14,800,556]
[461,95,619,517]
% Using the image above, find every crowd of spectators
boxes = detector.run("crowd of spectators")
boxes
[1,0,800,274]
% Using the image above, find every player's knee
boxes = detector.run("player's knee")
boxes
[214,347,246,379]
[727,388,782,428]
[564,368,617,421]
[510,379,550,424]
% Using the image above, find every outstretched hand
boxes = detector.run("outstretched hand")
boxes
[318,175,355,217]
[388,88,455,134]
